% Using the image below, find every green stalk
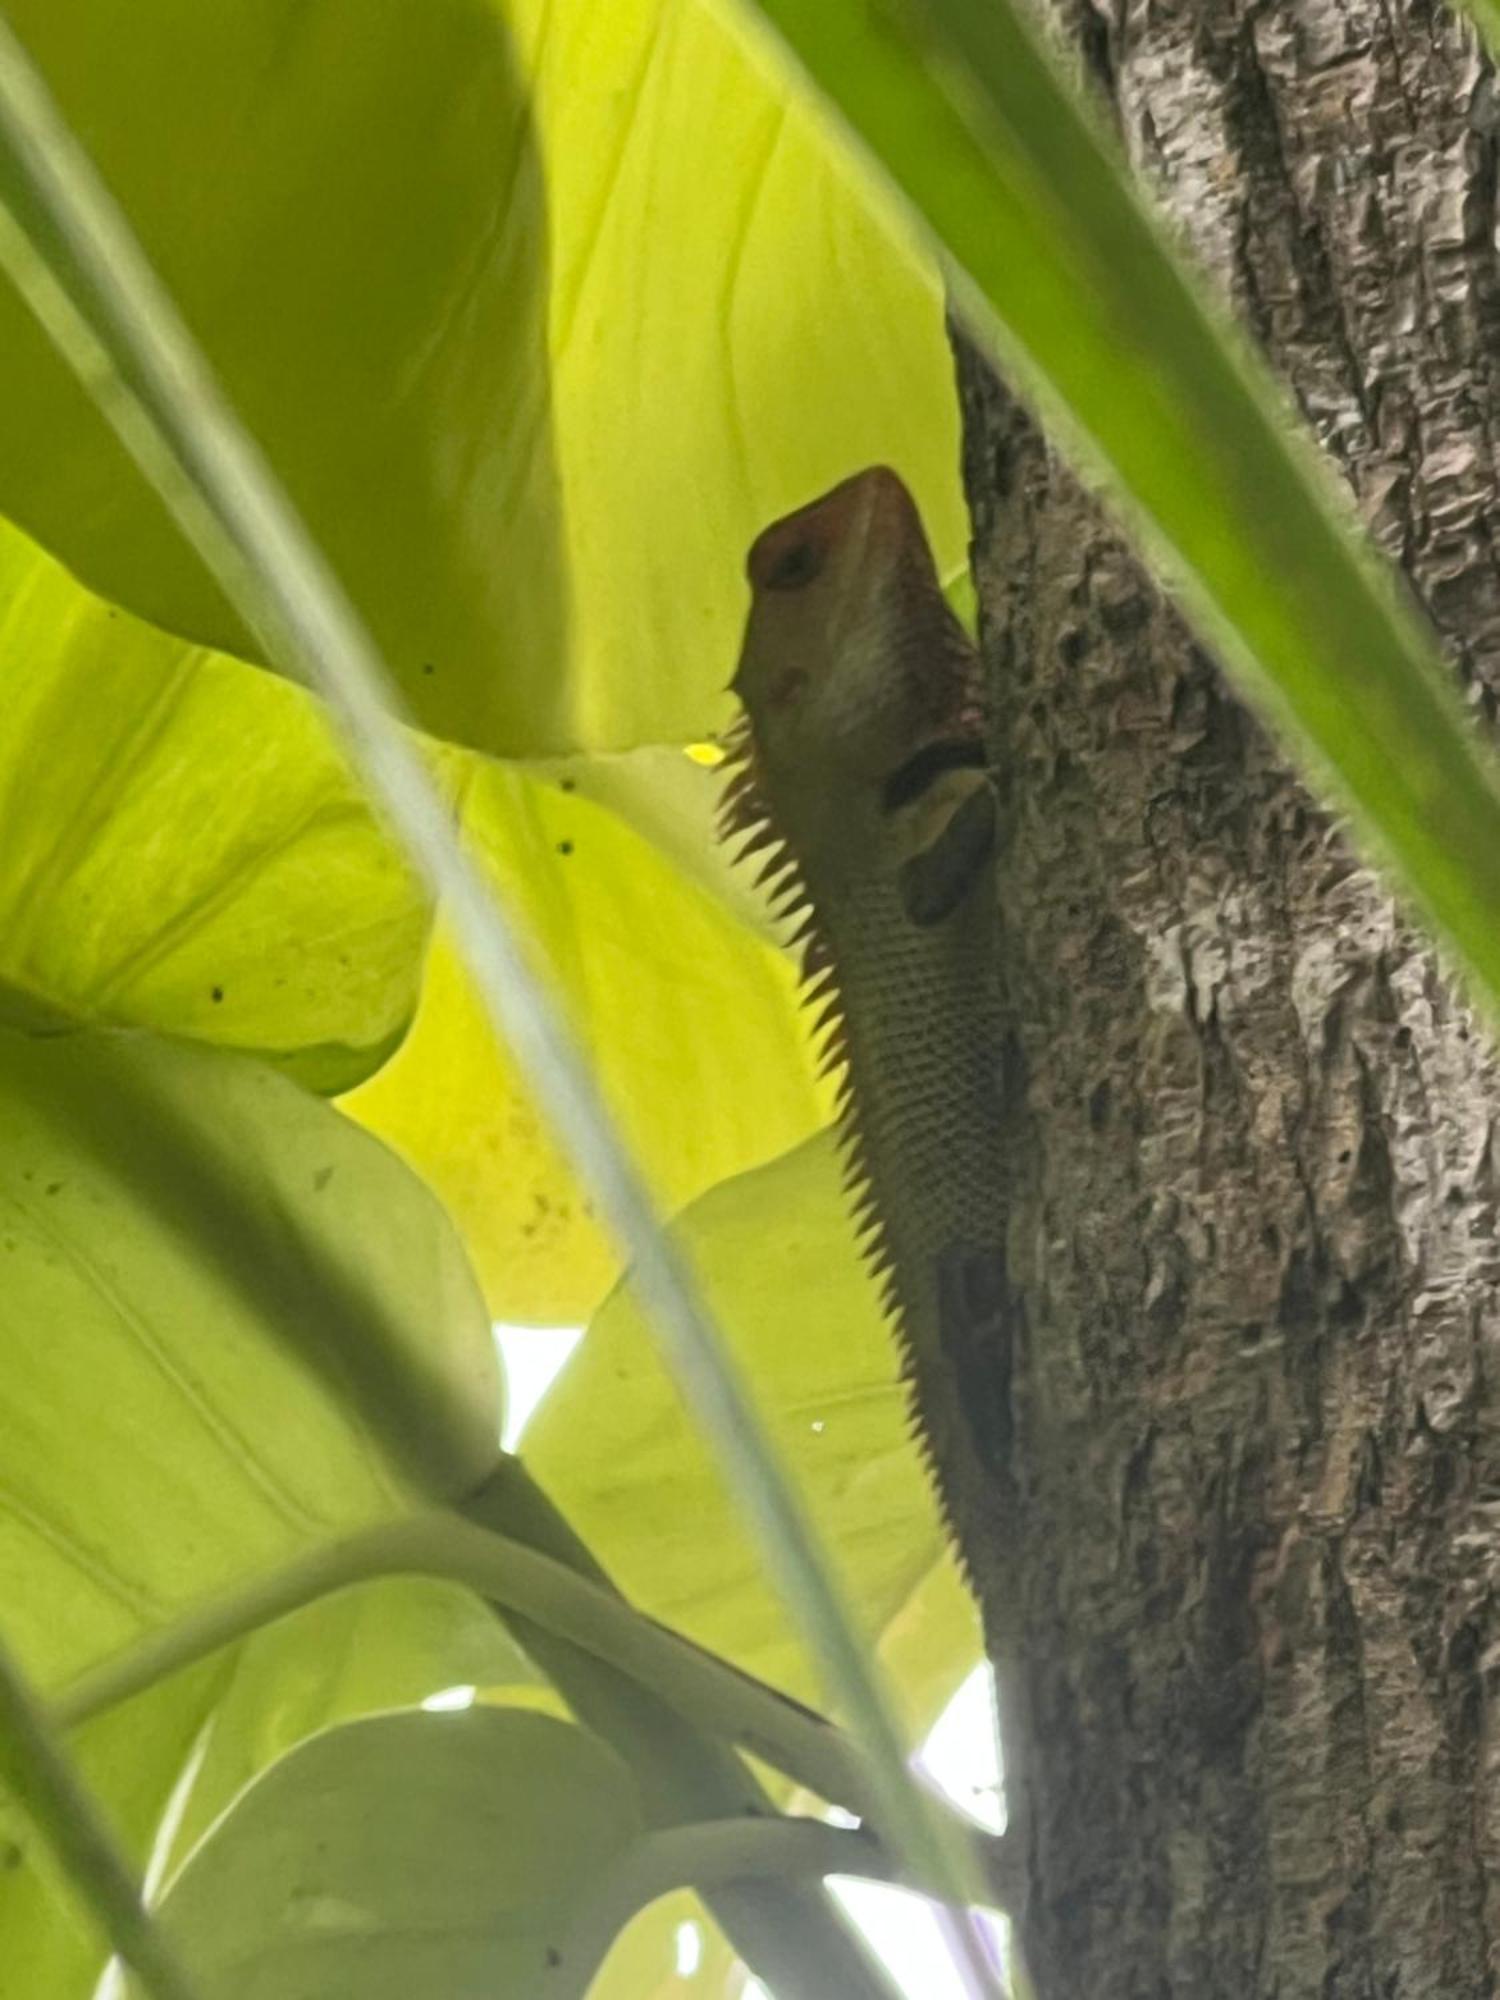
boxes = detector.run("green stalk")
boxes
[463,1462,905,2000]
[0,14,998,1987]
[563,1816,1004,1988]
[51,1514,874,1817]
[0,1636,202,2000]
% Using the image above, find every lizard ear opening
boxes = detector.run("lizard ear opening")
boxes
[898,782,998,926]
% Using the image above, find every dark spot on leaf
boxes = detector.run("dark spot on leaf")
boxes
[46,1182,62,1196]
[556,840,573,857]
[313,1167,335,1193]
[545,1946,561,1969]
[422,661,436,676]
[559,777,576,792]
[0,1839,22,1871]
[210,986,224,1004]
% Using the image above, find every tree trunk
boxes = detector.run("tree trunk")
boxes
[950,3,1500,1993]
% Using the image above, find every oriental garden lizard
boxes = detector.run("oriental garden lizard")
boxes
[720,466,1014,1574]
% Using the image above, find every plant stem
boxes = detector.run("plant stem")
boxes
[49,1512,1016,1912]
[0,1636,203,2000]
[51,1514,871,1821]
[461,1461,906,2000]
[563,1816,1001,1988]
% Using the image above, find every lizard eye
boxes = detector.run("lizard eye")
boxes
[761,537,824,592]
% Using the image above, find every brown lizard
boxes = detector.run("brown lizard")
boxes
[720,465,1014,1576]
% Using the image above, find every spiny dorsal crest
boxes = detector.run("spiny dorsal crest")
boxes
[718,465,994,1338]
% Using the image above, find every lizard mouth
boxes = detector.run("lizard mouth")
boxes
[880,737,988,814]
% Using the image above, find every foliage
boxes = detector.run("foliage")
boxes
[2,0,1497,1995]
[0,2,975,1994]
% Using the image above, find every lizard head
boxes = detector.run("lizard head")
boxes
[724,466,984,879]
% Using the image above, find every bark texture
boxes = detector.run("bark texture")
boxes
[954,3,1500,1993]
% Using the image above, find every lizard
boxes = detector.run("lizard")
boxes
[718,464,1015,1580]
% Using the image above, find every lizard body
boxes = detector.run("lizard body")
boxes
[721,466,1012,1572]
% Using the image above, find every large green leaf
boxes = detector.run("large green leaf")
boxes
[523,1134,979,1719]
[3,1583,536,2000]
[495,0,964,751]
[159,1579,540,1872]
[0,0,564,755]
[127,1709,642,1999]
[342,755,834,1323]
[0,0,961,756]
[0,514,432,1090]
[0,1025,500,1696]
[526,745,781,944]
[747,0,1500,1016]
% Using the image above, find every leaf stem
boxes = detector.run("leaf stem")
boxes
[564,1816,1010,1989]
[461,1461,909,2000]
[49,1513,1016,1913]
[52,1514,867,1822]
[0,1635,203,2000]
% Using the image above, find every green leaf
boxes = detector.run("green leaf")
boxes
[748,0,1500,1017]
[0,514,432,1089]
[159,1579,542,1874]
[588,1893,737,2000]
[129,1709,642,1999]
[0,1025,501,1697]
[342,756,834,1323]
[0,28,983,1951]
[525,745,783,945]
[0,0,962,756]
[0,0,565,755]
[498,0,966,752]
[523,1134,979,1718]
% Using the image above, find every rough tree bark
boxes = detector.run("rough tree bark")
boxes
[948,2,1500,1993]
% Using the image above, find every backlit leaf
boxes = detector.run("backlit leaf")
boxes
[129,1710,642,1999]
